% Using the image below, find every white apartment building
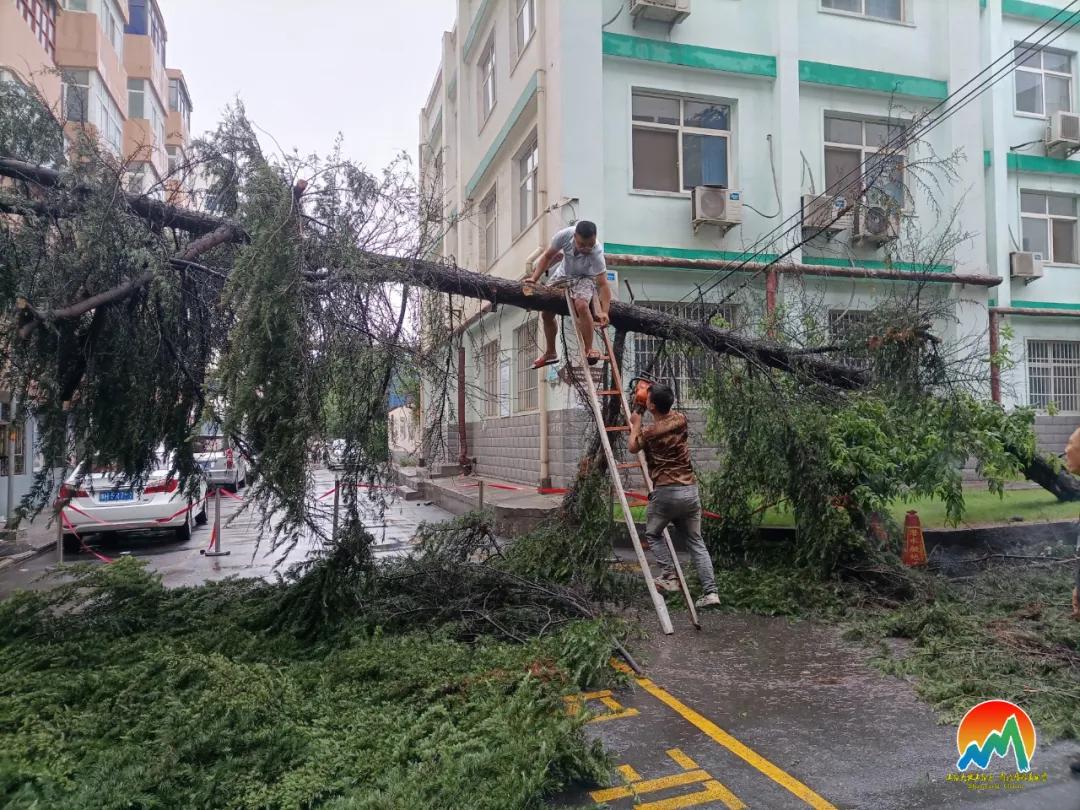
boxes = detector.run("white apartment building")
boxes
[419,0,1080,488]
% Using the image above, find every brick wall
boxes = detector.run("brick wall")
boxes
[1034,414,1080,456]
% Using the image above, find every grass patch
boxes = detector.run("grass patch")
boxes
[0,558,617,809]
[616,487,1079,529]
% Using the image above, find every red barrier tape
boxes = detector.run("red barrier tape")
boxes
[155,496,205,524]
[60,511,115,563]
[204,525,217,552]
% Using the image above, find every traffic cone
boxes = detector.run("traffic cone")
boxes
[902,510,928,567]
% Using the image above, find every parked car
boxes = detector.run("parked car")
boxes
[193,434,247,492]
[326,439,347,470]
[59,457,208,554]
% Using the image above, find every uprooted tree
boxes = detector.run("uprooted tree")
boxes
[0,83,1076,573]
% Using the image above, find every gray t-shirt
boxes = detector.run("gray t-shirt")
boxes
[549,226,606,279]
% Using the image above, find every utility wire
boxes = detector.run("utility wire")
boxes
[677,2,1080,313]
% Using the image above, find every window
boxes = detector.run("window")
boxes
[167,145,180,174]
[16,0,57,58]
[127,78,145,119]
[632,302,737,403]
[169,78,191,130]
[514,320,538,412]
[61,0,89,10]
[1028,340,1080,412]
[150,5,166,65]
[517,138,539,233]
[0,420,25,477]
[104,0,123,56]
[96,85,122,154]
[479,341,500,417]
[478,35,496,126]
[516,0,536,57]
[479,187,498,269]
[821,0,905,22]
[824,114,906,210]
[1015,44,1072,117]
[62,70,90,123]
[1021,192,1077,263]
[828,309,876,368]
[631,92,731,193]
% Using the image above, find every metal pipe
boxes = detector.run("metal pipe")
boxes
[535,7,552,492]
[456,342,470,472]
[765,268,779,339]
[988,310,1001,404]
[604,254,1003,287]
[991,306,1080,318]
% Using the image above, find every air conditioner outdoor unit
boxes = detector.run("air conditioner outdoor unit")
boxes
[692,185,742,232]
[1046,110,1080,153]
[801,194,853,234]
[852,204,900,245]
[630,0,691,27]
[1010,251,1045,280]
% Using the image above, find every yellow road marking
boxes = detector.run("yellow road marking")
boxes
[636,675,838,810]
[564,690,640,723]
[589,769,710,803]
[666,747,699,770]
[618,764,642,783]
[637,779,747,810]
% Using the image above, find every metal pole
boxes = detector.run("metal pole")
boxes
[202,487,230,557]
[56,505,63,565]
[988,310,1001,405]
[5,426,14,532]
[331,476,340,543]
[478,479,484,511]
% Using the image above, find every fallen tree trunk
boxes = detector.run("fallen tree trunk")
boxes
[1017,449,1080,502]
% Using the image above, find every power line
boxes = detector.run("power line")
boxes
[678,2,1080,311]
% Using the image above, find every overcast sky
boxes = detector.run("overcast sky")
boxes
[164,1,453,173]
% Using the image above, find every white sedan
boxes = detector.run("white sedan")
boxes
[59,460,208,554]
[193,435,247,491]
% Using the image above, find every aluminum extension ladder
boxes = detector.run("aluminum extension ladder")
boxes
[564,291,700,634]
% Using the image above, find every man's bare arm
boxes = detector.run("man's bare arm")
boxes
[628,411,643,454]
[593,271,612,327]
[527,247,561,284]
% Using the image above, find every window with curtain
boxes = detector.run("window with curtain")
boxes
[478,35,496,126]
[517,137,538,233]
[516,0,535,57]
[631,92,730,193]
[62,69,90,123]
[480,187,497,269]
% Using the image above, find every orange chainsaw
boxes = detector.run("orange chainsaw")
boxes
[628,374,662,414]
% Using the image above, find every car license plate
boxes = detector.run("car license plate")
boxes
[99,490,134,503]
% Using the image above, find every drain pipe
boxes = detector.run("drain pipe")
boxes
[988,309,1001,404]
[536,20,552,490]
[457,340,471,474]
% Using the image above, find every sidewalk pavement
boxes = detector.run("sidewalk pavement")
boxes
[0,518,59,572]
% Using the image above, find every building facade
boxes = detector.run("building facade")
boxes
[422,0,1079,489]
[0,0,196,516]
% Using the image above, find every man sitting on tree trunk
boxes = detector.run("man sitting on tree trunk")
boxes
[524,220,611,368]
[628,382,721,609]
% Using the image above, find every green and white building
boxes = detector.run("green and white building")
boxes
[419,0,1080,487]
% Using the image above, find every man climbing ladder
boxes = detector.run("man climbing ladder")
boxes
[525,221,612,368]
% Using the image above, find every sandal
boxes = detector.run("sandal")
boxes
[532,354,559,369]
[586,350,602,366]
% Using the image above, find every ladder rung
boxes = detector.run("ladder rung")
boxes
[606,425,630,433]
[616,462,641,471]
[598,389,620,396]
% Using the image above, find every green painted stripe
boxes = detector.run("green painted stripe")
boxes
[1009,299,1080,310]
[1002,0,1079,22]
[447,75,457,100]
[980,0,987,8]
[465,72,539,199]
[462,0,496,62]
[601,32,776,78]
[802,256,953,273]
[429,109,443,141]
[799,60,948,100]
[984,150,992,168]
[1006,151,1080,176]
[605,243,780,263]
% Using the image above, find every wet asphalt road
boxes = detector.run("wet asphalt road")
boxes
[0,468,452,596]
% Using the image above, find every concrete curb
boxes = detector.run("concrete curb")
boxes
[0,526,58,573]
